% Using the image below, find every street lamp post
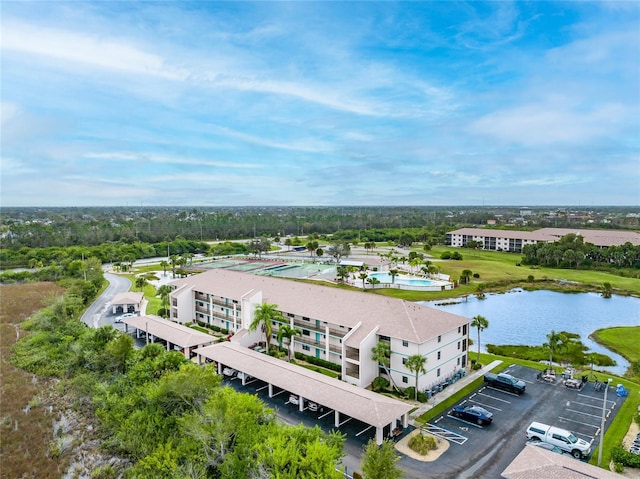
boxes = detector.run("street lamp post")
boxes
[597,378,612,467]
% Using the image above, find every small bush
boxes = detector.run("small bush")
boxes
[473,273,480,278]
[372,376,390,392]
[408,434,437,455]
[471,362,483,370]
[417,391,428,403]
[353,472,363,479]
[404,386,416,399]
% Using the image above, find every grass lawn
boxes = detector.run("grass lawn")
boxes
[591,326,640,384]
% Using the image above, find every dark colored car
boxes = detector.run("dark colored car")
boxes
[450,405,493,426]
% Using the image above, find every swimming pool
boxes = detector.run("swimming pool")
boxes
[368,272,434,286]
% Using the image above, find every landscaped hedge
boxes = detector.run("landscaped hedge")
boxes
[293,352,342,372]
[611,445,640,468]
[196,320,229,335]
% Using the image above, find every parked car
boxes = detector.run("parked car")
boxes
[484,372,526,395]
[307,401,319,412]
[115,312,135,323]
[450,405,493,426]
[527,440,565,455]
[526,422,591,459]
[289,394,300,405]
[237,372,252,382]
[222,367,237,377]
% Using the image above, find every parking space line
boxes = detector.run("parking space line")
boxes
[446,414,486,429]
[422,423,468,445]
[318,409,333,420]
[356,425,373,437]
[477,392,512,404]
[558,415,601,429]
[484,386,523,397]
[566,408,609,421]
[469,400,502,412]
[256,385,268,392]
[338,417,352,427]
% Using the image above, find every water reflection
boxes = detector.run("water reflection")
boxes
[422,290,640,376]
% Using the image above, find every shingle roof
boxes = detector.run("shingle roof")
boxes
[122,315,216,348]
[111,292,144,305]
[195,341,412,429]
[170,269,468,344]
[501,444,621,479]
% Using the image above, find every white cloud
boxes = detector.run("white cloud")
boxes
[2,21,189,80]
[84,152,262,169]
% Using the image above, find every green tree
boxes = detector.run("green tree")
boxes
[371,341,399,392]
[361,438,403,479]
[470,315,489,363]
[460,269,472,284]
[277,324,301,361]
[358,272,369,289]
[366,276,380,289]
[159,260,168,276]
[602,282,613,299]
[543,330,566,372]
[157,285,172,318]
[135,275,148,291]
[249,303,284,354]
[389,269,399,284]
[405,354,427,401]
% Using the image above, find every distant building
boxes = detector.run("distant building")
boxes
[446,227,640,252]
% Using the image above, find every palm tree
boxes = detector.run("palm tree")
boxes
[249,303,284,354]
[157,285,172,318]
[389,269,399,284]
[470,315,489,363]
[366,276,380,289]
[135,276,148,292]
[159,260,169,277]
[543,330,565,373]
[358,272,368,289]
[601,282,612,299]
[276,324,301,361]
[405,354,427,401]
[371,341,399,392]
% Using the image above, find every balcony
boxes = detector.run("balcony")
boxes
[195,292,209,302]
[344,368,360,380]
[345,347,360,361]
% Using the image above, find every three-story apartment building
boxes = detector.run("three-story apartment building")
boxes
[169,269,469,392]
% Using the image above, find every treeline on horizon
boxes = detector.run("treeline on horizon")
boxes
[2,205,637,250]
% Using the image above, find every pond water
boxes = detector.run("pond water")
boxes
[421,290,640,376]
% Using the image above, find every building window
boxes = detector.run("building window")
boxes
[463,324,467,335]
[437,351,441,360]
[457,341,460,350]
[402,357,407,365]
[458,326,461,334]
[402,376,408,384]
[437,368,441,377]
[402,340,408,347]
[438,335,441,343]
[303,316,310,321]
[302,345,310,351]
[380,335,390,341]
[302,330,310,336]
[457,357,461,365]
[288,313,294,317]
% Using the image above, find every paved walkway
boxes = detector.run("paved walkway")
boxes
[409,360,503,423]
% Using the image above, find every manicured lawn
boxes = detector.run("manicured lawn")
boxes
[591,326,640,363]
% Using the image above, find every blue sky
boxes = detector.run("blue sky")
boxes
[1,1,639,207]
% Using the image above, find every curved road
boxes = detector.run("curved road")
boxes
[81,272,132,328]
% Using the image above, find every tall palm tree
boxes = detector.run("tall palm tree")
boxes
[371,341,399,392]
[366,276,380,289]
[405,354,427,401]
[389,269,399,284]
[157,285,172,318]
[159,260,169,277]
[135,276,148,292]
[276,324,301,361]
[543,330,565,373]
[358,272,368,289]
[249,303,284,354]
[470,315,489,363]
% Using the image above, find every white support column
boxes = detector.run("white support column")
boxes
[299,396,304,412]
[376,426,384,445]
[325,325,330,357]
[269,383,274,398]
[166,342,171,352]
[183,347,189,360]
[334,410,340,428]
[217,363,222,375]
[136,328,140,339]
[402,414,408,428]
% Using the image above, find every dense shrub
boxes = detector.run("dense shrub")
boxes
[293,352,342,372]
[372,376,390,392]
[408,434,437,455]
[611,445,640,468]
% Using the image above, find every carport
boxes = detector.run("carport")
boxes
[111,292,144,314]
[194,341,412,445]
[121,315,216,359]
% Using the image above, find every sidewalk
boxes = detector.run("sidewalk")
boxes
[409,360,503,423]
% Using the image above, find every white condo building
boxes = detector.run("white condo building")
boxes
[169,268,470,392]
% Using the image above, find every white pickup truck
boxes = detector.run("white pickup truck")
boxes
[526,421,591,459]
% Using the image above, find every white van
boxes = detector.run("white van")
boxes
[526,421,591,459]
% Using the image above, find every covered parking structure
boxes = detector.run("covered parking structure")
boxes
[194,341,412,445]
[111,292,144,314]
[121,315,216,359]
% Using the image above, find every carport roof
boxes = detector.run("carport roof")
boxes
[111,292,144,305]
[195,341,412,429]
[122,315,216,348]
[501,444,621,479]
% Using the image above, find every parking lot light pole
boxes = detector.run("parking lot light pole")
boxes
[597,378,612,467]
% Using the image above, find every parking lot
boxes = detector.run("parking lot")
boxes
[403,364,626,478]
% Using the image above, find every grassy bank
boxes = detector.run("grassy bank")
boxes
[591,326,640,383]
